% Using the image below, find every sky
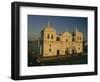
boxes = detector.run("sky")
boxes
[28,15,87,41]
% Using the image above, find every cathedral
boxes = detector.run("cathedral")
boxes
[33,21,83,57]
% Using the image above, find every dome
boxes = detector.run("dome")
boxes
[43,26,56,32]
[41,21,56,32]
[62,32,72,36]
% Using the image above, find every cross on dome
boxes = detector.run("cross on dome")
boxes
[75,26,78,32]
[47,20,50,26]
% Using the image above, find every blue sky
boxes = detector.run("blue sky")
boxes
[28,15,87,41]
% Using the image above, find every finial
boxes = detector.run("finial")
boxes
[48,20,50,26]
[75,26,78,32]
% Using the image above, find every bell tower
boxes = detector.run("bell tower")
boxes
[41,21,56,57]
[74,26,83,54]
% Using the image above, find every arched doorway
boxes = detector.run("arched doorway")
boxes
[72,49,74,54]
[57,50,60,55]
[65,48,68,55]
[65,50,68,55]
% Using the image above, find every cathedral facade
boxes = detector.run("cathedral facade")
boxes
[33,22,83,57]
[33,23,83,57]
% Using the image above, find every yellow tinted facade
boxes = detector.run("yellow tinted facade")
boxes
[40,22,83,57]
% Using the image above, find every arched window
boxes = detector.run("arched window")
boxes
[78,47,80,50]
[51,34,53,39]
[49,44,51,47]
[56,37,60,41]
[47,34,49,39]
[77,37,81,40]
[66,39,68,42]
[72,37,74,41]
[80,37,81,40]
[49,49,51,52]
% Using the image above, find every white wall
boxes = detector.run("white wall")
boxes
[0,0,99,82]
